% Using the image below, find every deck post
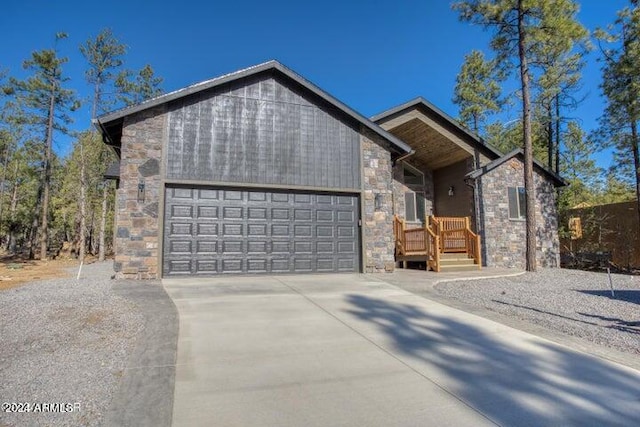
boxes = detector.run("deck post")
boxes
[434,236,441,272]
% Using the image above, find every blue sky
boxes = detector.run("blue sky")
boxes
[1,0,630,168]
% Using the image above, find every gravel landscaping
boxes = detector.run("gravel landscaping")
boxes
[0,261,145,427]
[434,268,640,357]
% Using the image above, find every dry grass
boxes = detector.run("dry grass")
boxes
[0,255,89,291]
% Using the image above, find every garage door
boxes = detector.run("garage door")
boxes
[163,187,360,276]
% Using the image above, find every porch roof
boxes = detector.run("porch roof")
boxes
[372,97,502,170]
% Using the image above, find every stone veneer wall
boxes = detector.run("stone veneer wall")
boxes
[361,130,395,273]
[114,105,166,279]
[392,160,434,223]
[480,158,560,268]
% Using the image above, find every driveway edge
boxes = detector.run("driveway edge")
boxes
[105,281,179,427]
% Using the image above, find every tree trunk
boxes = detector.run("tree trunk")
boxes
[632,119,640,229]
[40,88,56,260]
[98,181,108,261]
[547,104,554,171]
[554,94,561,174]
[518,0,537,272]
[0,143,11,229]
[28,185,42,259]
[79,140,87,263]
[7,166,20,253]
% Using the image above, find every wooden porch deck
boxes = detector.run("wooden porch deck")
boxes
[394,216,482,272]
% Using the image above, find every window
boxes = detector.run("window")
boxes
[403,163,424,186]
[404,191,426,223]
[508,186,526,220]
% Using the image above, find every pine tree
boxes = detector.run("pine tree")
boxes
[4,34,80,259]
[115,64,163,106]
[453,50,503,136]
[80,28,126,262]
[80,28,127,119]
[596,1,640,225]
[453,0,587,271]
[558,122,601,210]
[534,2,588,173]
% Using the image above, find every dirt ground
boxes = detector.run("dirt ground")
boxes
[0,255,91,290]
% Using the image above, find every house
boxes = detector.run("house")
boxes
[95,61,565,279]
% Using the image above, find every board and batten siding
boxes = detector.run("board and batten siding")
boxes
[166,73,361,189]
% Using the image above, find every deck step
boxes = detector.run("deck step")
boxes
[439,264,481,272]
[440,253,472,259]
[439,258,476,266]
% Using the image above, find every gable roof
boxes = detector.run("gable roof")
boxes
[466,148,568,187]
[95,60,412,155]
[371,96,503,160]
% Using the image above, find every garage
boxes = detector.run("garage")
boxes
[163,186,360,276]
[97,61,411,279]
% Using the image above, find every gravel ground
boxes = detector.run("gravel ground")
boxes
[434,268,640,357]
[0,261,145,427]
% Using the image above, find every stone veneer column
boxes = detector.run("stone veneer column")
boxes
[361,130,395,273]
[114,105,166,279]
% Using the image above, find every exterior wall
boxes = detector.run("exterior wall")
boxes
[166,74,361,189]
[480,158,560,268]
[362,130,395,273]
[392,160,434,224]
[114,106,166,279]
[433,157,475,220]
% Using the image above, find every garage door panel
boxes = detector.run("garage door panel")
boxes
[171,205,193,218]
[271,241,291,253]
[167,259,192,274]
[222,259,243,273]
[224,190,243,201]
[247,259,268,272]
[172,188,194,199]
[197,206,218,219]
[248,224,267,236]
[272,209,290,220]
[198,189,219,199]
[248,207,267,219]
[169,240,192,254]
[196,240,217,253]
[163,187,360,276]
[247,241,268,253]
[222,241,243,253]
[196,259,217,274]
[271,258,290,272]
[170,223,192,236]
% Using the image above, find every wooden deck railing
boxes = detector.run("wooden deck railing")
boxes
[394,216,441,272]
[394,215,481,271]
[430,216,481,269]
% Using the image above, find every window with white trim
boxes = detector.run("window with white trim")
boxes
[508,186,526,220]
[404,191,426,223]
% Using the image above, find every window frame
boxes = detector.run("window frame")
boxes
[404,190,426,224]
[507,186,527,221]
[402,163,425,187]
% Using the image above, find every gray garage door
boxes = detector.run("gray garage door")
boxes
[163,187,360,276]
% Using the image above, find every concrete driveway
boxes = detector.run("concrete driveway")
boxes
[164,274,640,427]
